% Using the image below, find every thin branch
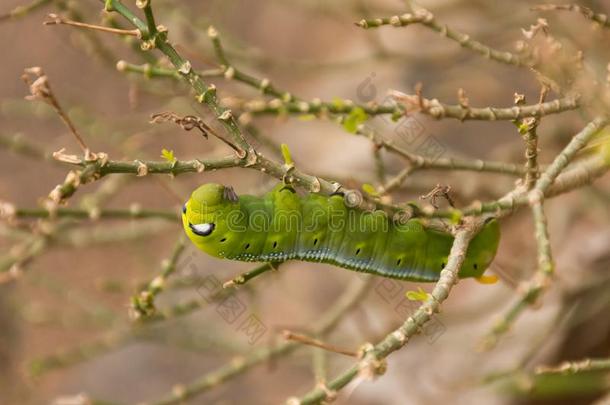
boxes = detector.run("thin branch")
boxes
[43,13,139,36]
[136,0,157,38]
[1,170,133,284]
[118,59,579,123]
[355,9,532,67]
[207,26,294,101]
[222,262,280,288]
[534,117,608,194]
[0,0,51,22]
[514,91,542,190]
[241,94,580,121]
[116,60,224,80]
[104,0,251,156]
[30,330,132,377]
[532,4,610,28]
[9,206,178,221]
[282,330,358,357]
[522,121,540,190]
[0,132,55,163]
[390,90,580,121]
[46,165,102,210]
[361,127,527,176]
[377,166,414,195]
[22,67,93,158]
[29,284,234,376]
[140,276,373,405]
[62,151,340,195]
[50,3,251,157]
[482,117,608,349]
[130,236,188,319]
[535,357,610,375]
[372,146,387,183]
[428,141,610,219]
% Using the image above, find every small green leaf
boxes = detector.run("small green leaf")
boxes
[342,107,368,134]
[406,287,429,302]
[29,359,45,377]
[331,97,345,109]
[161,148,176,163]
[362,183,379,197]
[391,111,403,122]
[280,143,293,166]
[517,122,530,135]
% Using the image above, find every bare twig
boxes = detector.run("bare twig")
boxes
[222,262,280,289]
[482,117,608,349]
[130,236,188,319]
[43,13,139,36]
[532,4,610,28]
[22,67,93,158]
[535,357,610,375]
[282,330,358,358]
[355,9,532,66]
[390,90,579,121]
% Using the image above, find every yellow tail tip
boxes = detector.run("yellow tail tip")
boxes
[476,274,499,285]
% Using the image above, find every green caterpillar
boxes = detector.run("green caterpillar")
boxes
[182,183,500,283]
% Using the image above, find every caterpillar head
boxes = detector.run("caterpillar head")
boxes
[182,183,242,258]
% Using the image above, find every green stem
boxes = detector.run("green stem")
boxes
[223,262,280,288]
[131,236,187,319]
[536,357,610,375]
[533,117,608,194]
[14,207,178,221]
[116,61,223,80]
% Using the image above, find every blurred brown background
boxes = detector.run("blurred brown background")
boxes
[1,1,610,404]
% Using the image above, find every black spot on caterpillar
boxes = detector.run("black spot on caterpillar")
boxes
[182,183,500,282]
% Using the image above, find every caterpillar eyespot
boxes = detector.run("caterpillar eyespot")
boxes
[189,222,215,236]
[182,183,501,282]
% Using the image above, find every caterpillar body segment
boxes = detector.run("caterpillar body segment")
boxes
[182,183,500,282]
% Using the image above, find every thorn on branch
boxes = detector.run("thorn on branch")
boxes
[457,88,469,109]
